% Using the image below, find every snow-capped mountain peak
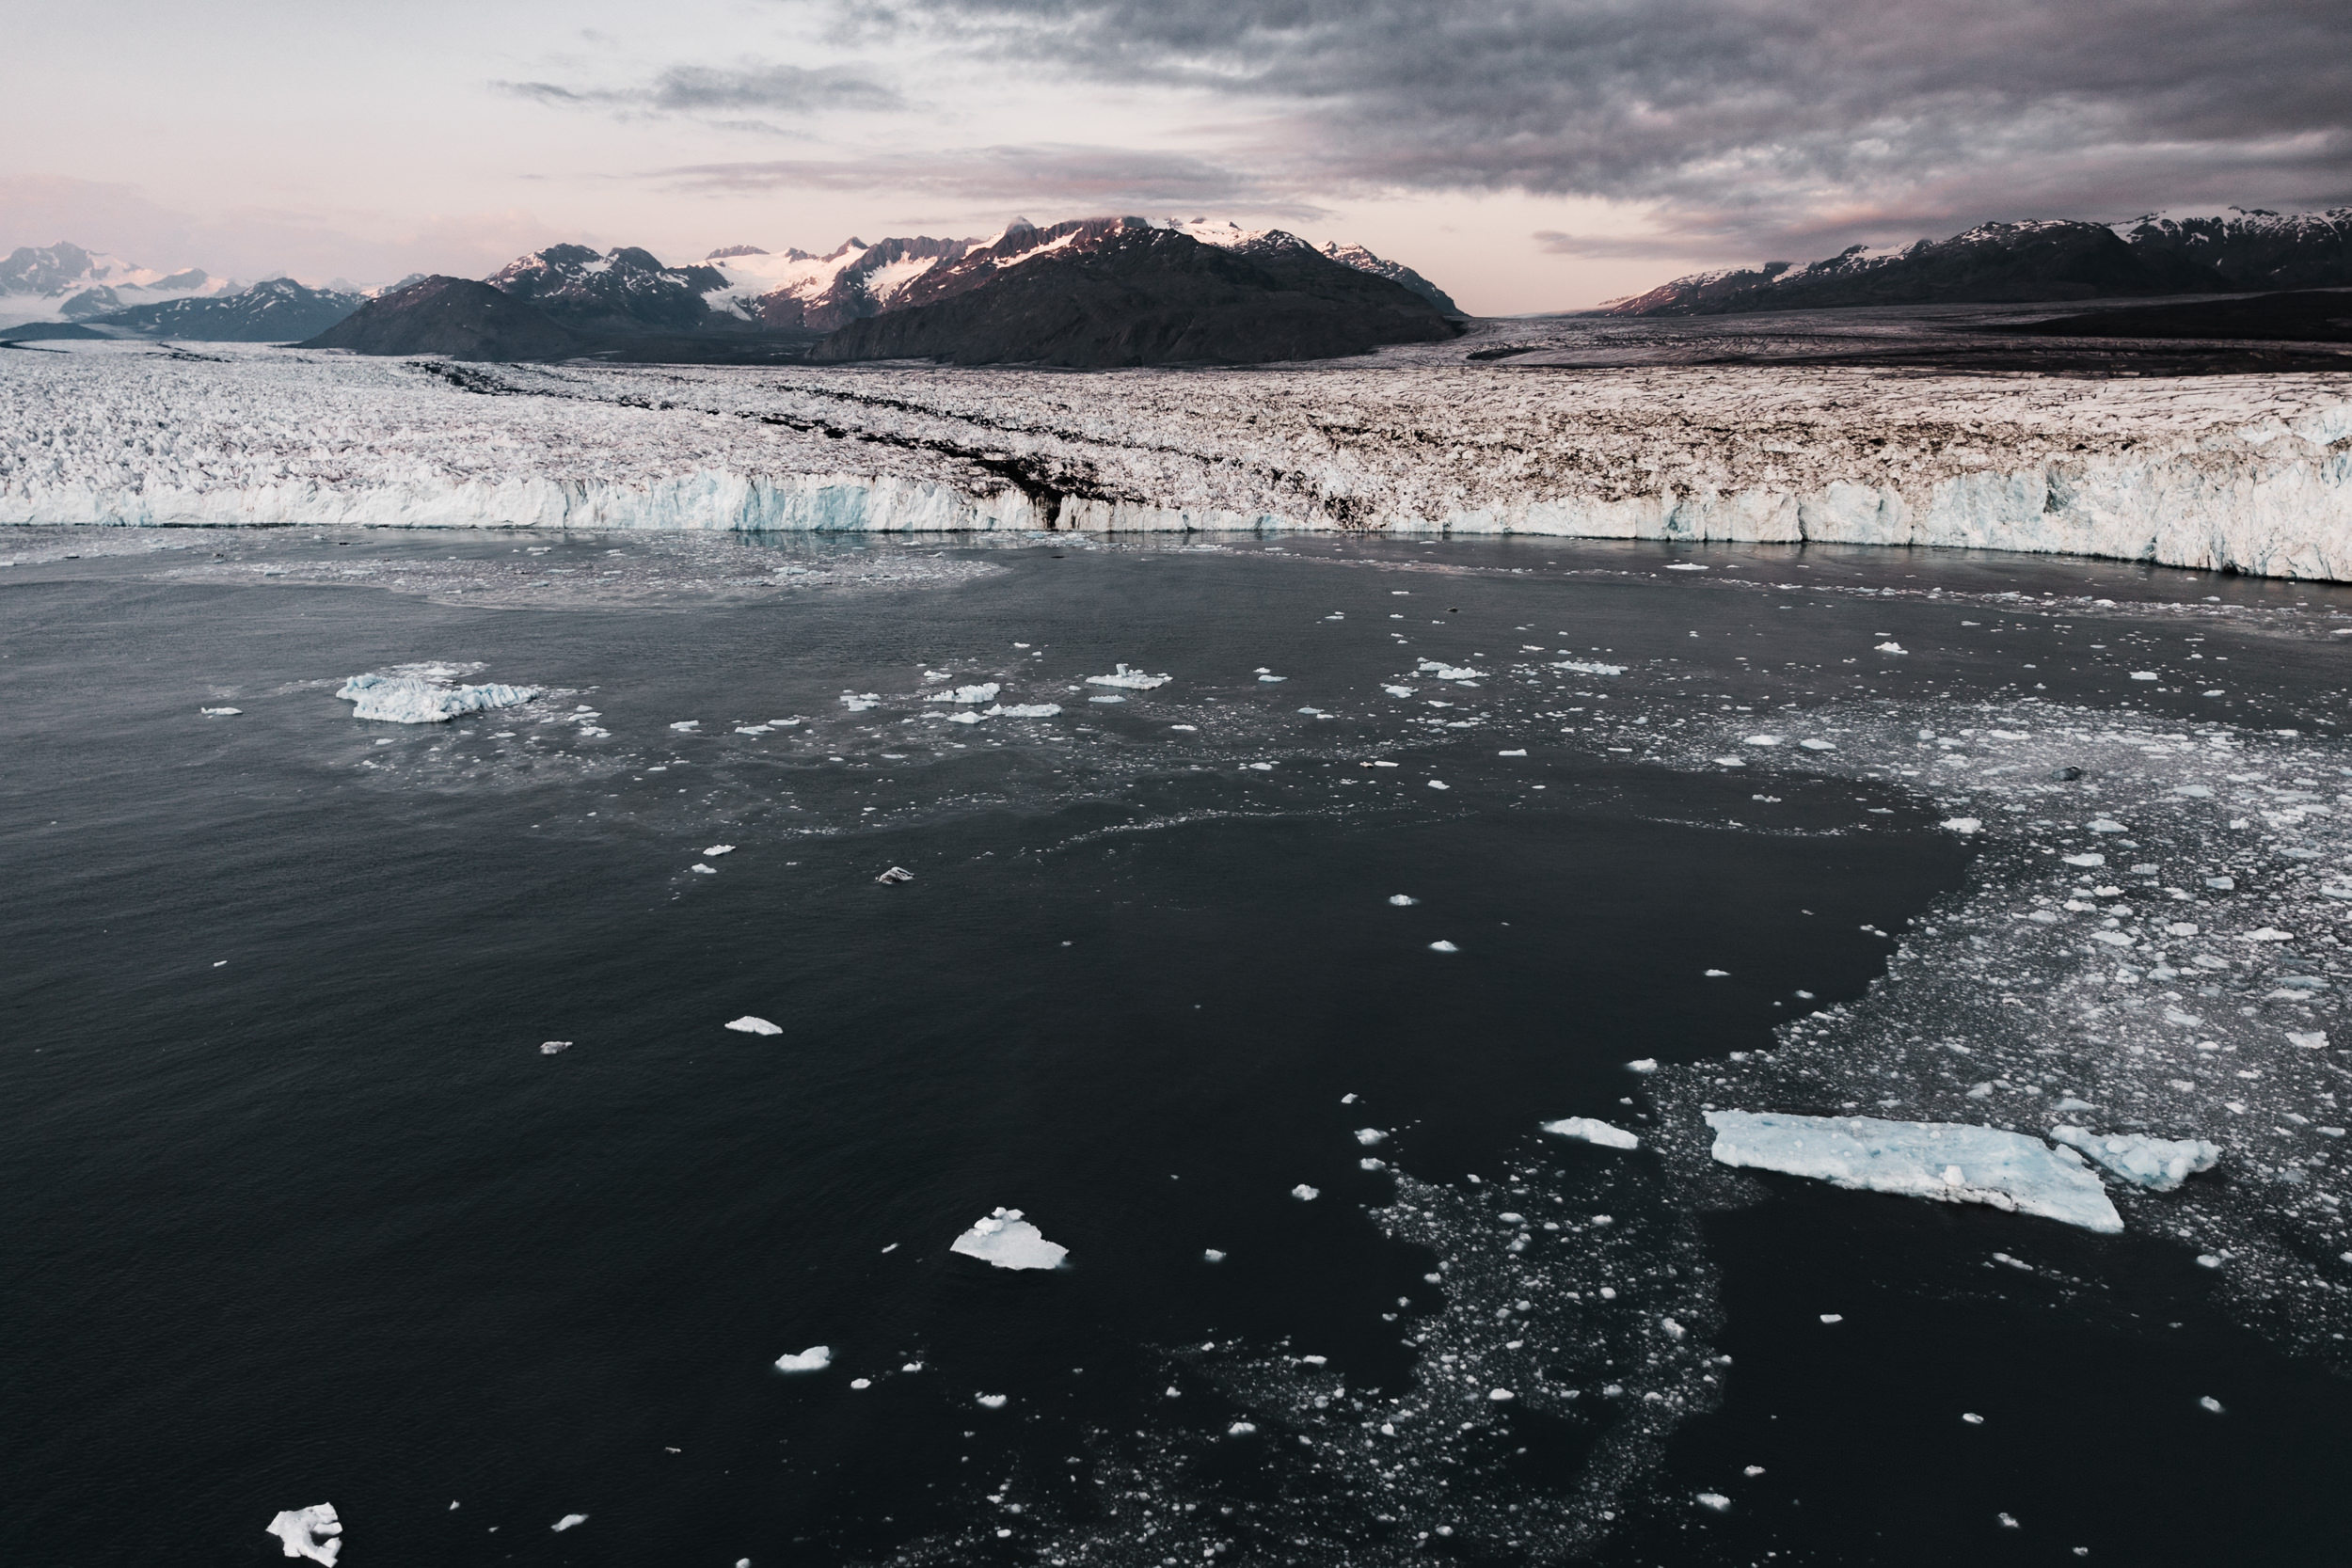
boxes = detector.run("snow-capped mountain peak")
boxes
[0,241,235,329]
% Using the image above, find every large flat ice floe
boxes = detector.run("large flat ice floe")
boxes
[1705,1110,2124,1233]
[949,1207,1068,1269]
[6,343,2348,578]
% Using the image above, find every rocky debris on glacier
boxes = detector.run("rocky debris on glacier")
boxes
[948,1208,1067,1270]
[264,1504,342,1564]
[1704,1110,2124,1232]
[6,342,2346,578]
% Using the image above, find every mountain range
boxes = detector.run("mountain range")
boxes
[1603,208,2352,316]
[304,217,1464,366]
[0,242,236,328]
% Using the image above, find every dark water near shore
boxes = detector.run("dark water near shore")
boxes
[4,530,2348,1566]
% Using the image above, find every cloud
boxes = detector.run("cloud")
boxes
[874,0,2352,258]
[499,60,902,120]
[1532,230,1712,261]
[656,142,1322,216]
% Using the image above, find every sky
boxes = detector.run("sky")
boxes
[7,0,2349,314]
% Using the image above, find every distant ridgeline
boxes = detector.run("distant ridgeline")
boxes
[1604,208,2352,316]
[297,217,1465,367]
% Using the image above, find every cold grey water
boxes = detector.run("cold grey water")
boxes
[5,526,2349,1567]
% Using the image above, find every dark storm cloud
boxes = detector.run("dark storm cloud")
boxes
[873,0,2352,255]
[499,61,902,120]
[657,143,1313,214]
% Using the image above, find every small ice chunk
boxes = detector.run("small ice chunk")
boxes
[926,683,1002,705]
[1705,1111,2122,1233]
[850,1377,871,1389]
[2089,818,2127,833]
[994,703,1062,718]
[2199,1395,2224,1414]
[1257,673,1288,683]
[1229,1420,1258,1435]
[1541,1117,1640,1149]
[946,709,985,723]
[1428,940,1458,952]
[1942,817,1982,833]
[1389,894,1420,906]
[670,721,702,731]
[200,705,242,716]
[1384,685,1416,697]
[1696,1492,1730,1511]
[1498,748,1528,757]
[977,1393,1009,1408]
[1355,1128,1387,1145]
[951,1208,1069,1270]
[704,845,736,856]
[1488,1387,1517,1402]
[1705,968,1729,977]
[2062,853,2106,867]
[2048,1126,2222,1192]
[1625,1058,1659,1073]
[1554,660,1625,675]
[1203,1248,1227,1263]
[1086,664,1169,689]
[1427,780,1450,790]
[1875,641,1906,654]
[1292,1183,1321,1201]
[551,1515,588,1532]
[2130,671,2160,680]
[840,693,881,710]
[725,1016,782,1036]
[877,866,915,884]
[1743,734,1784,746]
[1800,738,1836,751]
[1963,1413,1985,1425]
[265,1504,342,1564]
[1665,562,1708,572]
[691,863,717,875]
[539,1040,571,1055]
[338,672,540,724]
[2288,1031,2328,1049]
[773,1345,832,1372]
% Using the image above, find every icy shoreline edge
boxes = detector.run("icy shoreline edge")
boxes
[8,348,2349,579]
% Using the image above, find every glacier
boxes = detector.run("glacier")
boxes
[1705,1111,2124,1233]
[6,343,2349,579]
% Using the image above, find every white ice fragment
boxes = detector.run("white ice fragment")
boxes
[1875,641,1907,655]
[1292,1183,1321,1201]
[2199,1395,2224,1414]
[1488,1387,1517,1402]
[1257,673,1288,682]
[337,672,539,724]
[850,1377,871,1389]
[1428,940,1459,953]
[1705,1111,2123,1233]
[840,693,881,710]
[2062,853,2106,867]
[877,866,915,884]
[1820,1314,1844,1324]
[2244,927,2294,942]
[2175,784,2215,798]
[1085,664,1169,689]
[2287,1031,2328,1049]
[1800,738,1836,751]
[2089,819,2127,833]
[977,1393,1009,1408]
[1661,1318,1687,1340]
[552,1515,588,1532]
[1384,684,1416,697]
[1427,780,1450,790]
[200,705,242,716]
[2048,1126,2222,1192]
[1554,660,1625,675]
[1665,562,1708,571]
[725,1016,782,1036]
[950,1208,1069,1270]
[704,845,736,856]
[1942,817,1982,833]
[539,1040,571,1055]
[1625,1058,1660,1073]
[1499,748,1528,757]
[691,863,717,875]
[2131,671,2160,680]
[1203,1249,1227,1263]
[1087,694,1125,704]
[773,1346,832,1372]
[1540,1117,1640,1149]
[1705,968,1729,977]
[993,703,1062,718]
[1963,1413,1985,1425]
[1696,1492,1730,1511]
[1229,1421,1258,1435]
[265,1504,342,1564]
[670,721,701,731]
[926,683,1001,705]
[1743,734,1784,746]
[1355,1128,1387,1145]
[1389,894,1420,906]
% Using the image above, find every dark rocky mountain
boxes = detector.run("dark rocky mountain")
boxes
[485,245,733,333]
[1317,242,1462,315]
[84,277,363,341]
[1607,220,2236,316]
[299,277,581,359]
[730,235,977,331]
[2010,288,2352,343]
[2117,209,2352,293]
[809,216,1460,367]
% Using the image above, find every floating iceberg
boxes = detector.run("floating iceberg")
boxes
[773,1345,832,1372]
[200,705,242,716]
[877,865,915,884]
[1086,664,1169,689]
[1942,817,1982,833]
[1541,1117,1641,1150]
[1555,660,1626,675]
[1704,1111,2122,1233]
[950,1208,1068,1270]
[1417,659,1486,681]
[926,682,1001,705]
[2049,1126,2222,1192]
[724,1015,782,1036]
[336,670,540,724]
[265,1504,342,1564]
[992,703,1062,718]
[551,1514,588,1532]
